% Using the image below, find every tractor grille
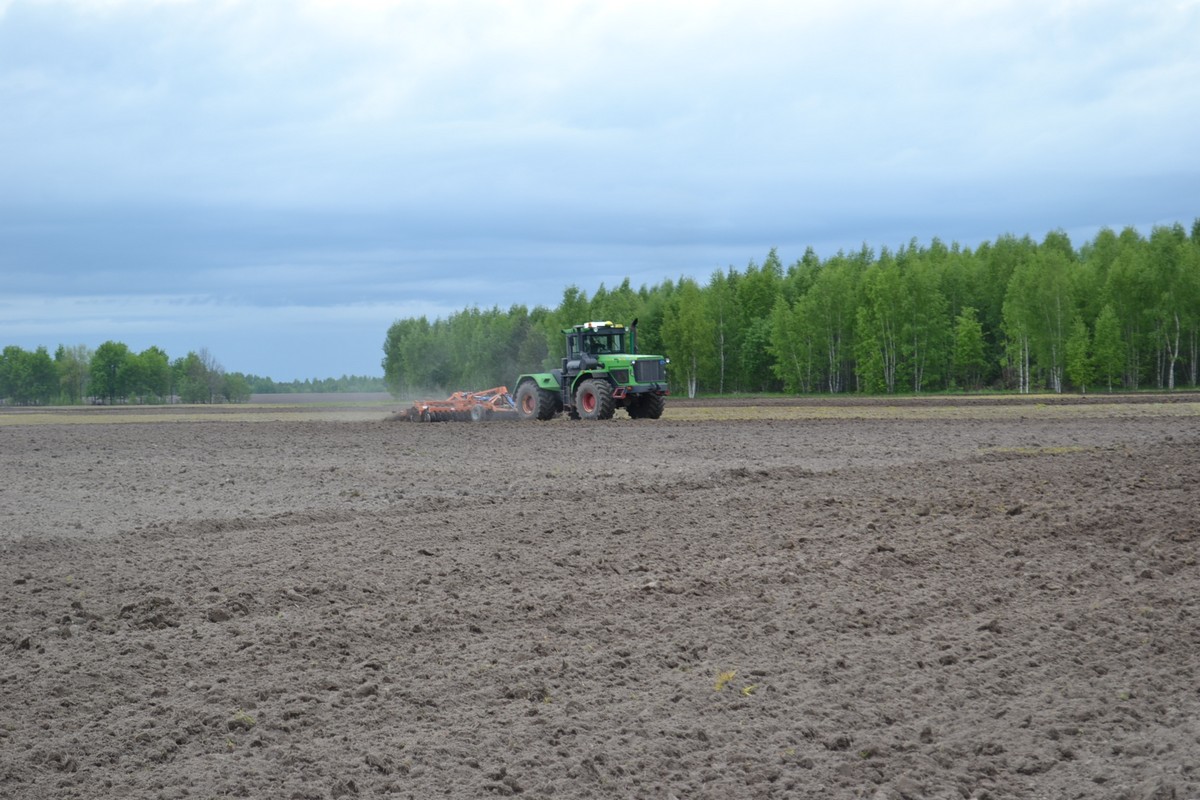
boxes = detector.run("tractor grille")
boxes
[609,368,630,384]
[633,359,666,383]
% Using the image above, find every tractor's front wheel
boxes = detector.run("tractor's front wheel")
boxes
[575,379,615,420]
[625,395,643,419]
[515,381,557,421]
[626,393,665,419]
[641,393,665,419]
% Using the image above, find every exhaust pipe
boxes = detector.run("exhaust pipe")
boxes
[630,318,638,354]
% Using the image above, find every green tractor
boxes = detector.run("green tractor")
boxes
[513,320,669,421]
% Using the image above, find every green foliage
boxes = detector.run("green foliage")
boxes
[1092,305,1123,392]
[90,341,132,404]
[857,251,902,393]
[0,345,58,405]
[173,352,205,403]
[1065,317,1094,393]
[2,338,379,405]
[103,345,174,403]
[770,294,817,393]
[952,307,986,390]
[803,253,860,392]
[704,269,737,393]
[733,251,785,391]
[136,346,172,401]
[854,305,886,394]
[896,241,950,392]
[375,219,1200,398]
[221,372,251,403]
[1004,234,1076,393]
[173,349,226,404]
[54,344,92,403]
[661,277,711,398]
[590,278,641,329]
[1102,227,1156,389]
[383,305,560,397]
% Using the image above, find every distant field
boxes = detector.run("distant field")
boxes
[1,393,1196,426]
[0,396,399,425]
[248,392,393,404]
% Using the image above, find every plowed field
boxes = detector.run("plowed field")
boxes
[2,396,1198,799]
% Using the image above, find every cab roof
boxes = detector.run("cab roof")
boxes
[564,320,625,334]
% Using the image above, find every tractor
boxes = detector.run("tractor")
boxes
[513,319,669,421]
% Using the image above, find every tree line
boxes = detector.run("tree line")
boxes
[383,221,1200,398]
[0,340,390,406]
[0,342,247,405]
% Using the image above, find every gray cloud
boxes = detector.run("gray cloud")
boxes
[2,0,1198,379]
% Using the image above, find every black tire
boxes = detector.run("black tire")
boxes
[625,395,646,419]
[575,379,615,420]
[625,394,664,419]
[641,393,665,419]
[515,381,557,421]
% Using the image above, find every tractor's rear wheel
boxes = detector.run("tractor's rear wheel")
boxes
[516,381,557,421]
[575,379,615,420]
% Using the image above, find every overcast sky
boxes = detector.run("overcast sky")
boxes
[2,0,1198,381]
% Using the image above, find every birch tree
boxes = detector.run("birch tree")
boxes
[1092,305,1123,392]
[704,269,736,394]
[661,277,710,398]
[952,307,986,390]
[769,295,817,393]
[857,252,902,392]
[803,254,859,392]
[1065,317,1094,394]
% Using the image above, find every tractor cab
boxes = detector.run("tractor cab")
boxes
[565,321,628,368]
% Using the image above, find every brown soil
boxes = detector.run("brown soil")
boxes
[2,399,1198,799]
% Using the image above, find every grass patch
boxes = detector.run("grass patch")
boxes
[663,401,1200,423]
